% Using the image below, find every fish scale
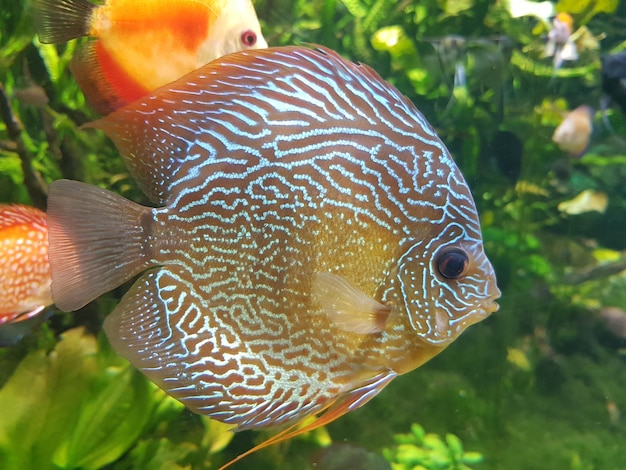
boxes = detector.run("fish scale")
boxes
[47,46,499,440]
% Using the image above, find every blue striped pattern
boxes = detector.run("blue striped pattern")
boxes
[99,46,500,430]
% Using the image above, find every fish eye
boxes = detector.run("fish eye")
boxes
[240,30,257,47]
[436,248,469,280]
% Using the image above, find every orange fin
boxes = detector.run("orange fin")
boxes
[218,369,397,470]
[47,180,152,312]
[71,40,147,115]
[313,272,390,334]
[33,0,94,44]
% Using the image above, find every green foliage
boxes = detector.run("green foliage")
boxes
[0,328,155,469]
[0,328,235,470]
[384,423,483,470]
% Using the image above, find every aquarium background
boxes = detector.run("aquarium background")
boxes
[2,0,626,468]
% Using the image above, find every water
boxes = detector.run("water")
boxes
[1,0,626,469]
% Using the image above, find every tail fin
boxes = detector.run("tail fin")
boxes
[33,0,95,44]
[47,180,153,312]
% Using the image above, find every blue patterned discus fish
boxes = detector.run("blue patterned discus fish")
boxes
[47,45,500,454]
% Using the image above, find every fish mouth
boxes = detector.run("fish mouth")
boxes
[485,297,500,315]
[486,284,502,314]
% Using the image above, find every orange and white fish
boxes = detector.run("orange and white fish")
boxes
[0,204,52,325]
[552,105,594,156]
[544,12,578,71]
[34,0,268,115]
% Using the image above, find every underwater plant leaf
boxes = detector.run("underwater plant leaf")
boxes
[0,328,97,470]
[200,416,235,455]
[445,433,464,460]
[363,0,395,34]
[371,25,421,74]
[0,350,53,469]
[120,438,196,470]
[440,0,475,17]
[0,328,163,470]
[556,0,619,16]
[35,41,61,83]
[463,451,484,464]
[57,366,154,469]
[507,347,533,372]
[339,0,367,18]
[0,1,35,70]
[510,49,598,78]
[384,422,484,469]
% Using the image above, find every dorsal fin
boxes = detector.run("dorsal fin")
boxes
[87,45,427,205]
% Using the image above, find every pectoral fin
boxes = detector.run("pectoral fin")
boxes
[312,272,390,334]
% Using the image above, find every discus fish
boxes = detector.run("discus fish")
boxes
[544,12,578,71]
[552,105,594,157]
[47,46,500,463]
[33,0,268,115]
[0,204,52,325]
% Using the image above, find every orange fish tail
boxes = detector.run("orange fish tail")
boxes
[71,41,147,114]
[33,0,95,44]
[47,179,153,312]
[0,204,51,322]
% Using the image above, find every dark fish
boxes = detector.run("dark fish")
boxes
[490,130,523,184]
[13,84,49,108]
[601,51,626,123]
[47,46,500,461]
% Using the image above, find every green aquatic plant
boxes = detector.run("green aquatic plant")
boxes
[0,328,156,469]
[383,423,483,470]
[0,328,234,470]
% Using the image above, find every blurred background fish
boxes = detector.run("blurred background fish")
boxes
[0,204,52,326]
[552,105,594,156]
[490,130,524,184]
[422,34,513,116]
[33,0,268,115]
[601,51,626,114]
[544,12,578,71]
[47,46,500,464]
[600,51,626,131]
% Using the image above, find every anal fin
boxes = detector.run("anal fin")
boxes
[218,369,398,470]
